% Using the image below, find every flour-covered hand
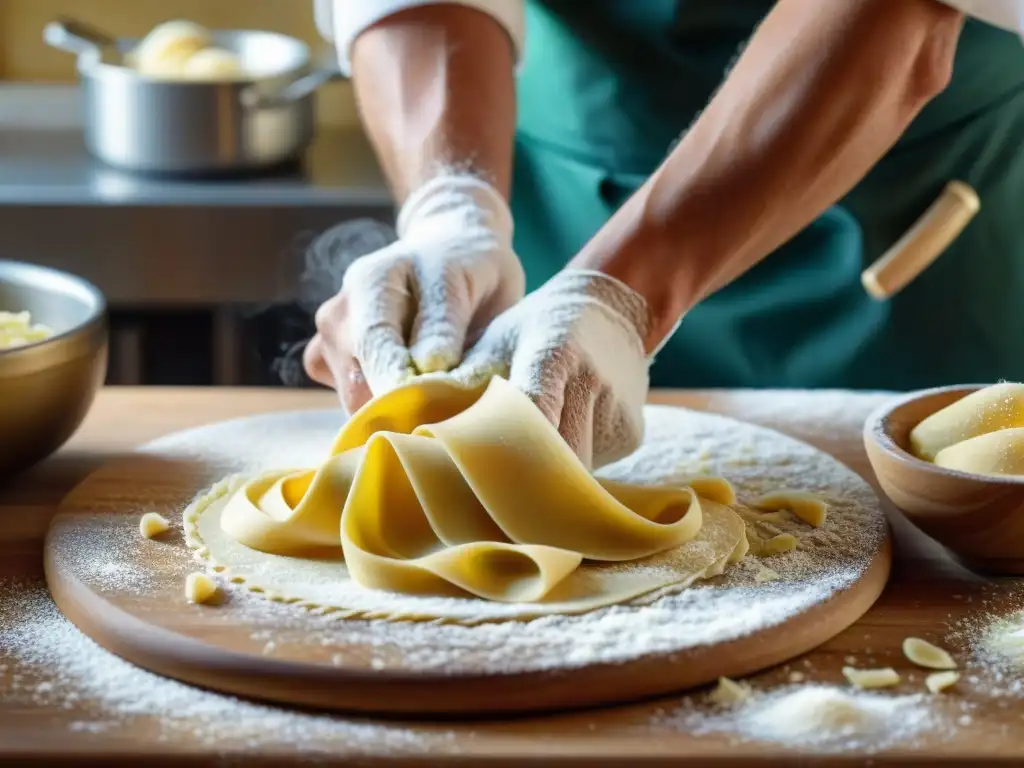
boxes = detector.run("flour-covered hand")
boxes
[450,269,652,470]
[304,174,524,412]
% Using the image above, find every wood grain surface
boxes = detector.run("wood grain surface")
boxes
[42,405,891,717]
[2,386,1023,766]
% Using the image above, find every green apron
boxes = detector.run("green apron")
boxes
[511,0,1024,390]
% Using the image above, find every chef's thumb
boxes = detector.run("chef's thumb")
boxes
[408,267,472,374]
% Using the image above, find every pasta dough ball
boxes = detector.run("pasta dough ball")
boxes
[139,512,171,539]
[933,427,1024,477]
[133,20,211,78]
[185,572,218,604]
[0,310,52,349]
[182,48,245,81]
[910,383,1024,462]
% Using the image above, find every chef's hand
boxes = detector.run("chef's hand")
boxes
[451,269,652,470]
[303,174,525,413]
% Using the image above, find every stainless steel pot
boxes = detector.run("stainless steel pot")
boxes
[44,17,342,175]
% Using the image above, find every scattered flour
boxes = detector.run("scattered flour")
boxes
[968,609,1024,674]
[659,684,944,753]
[0,579,455,755]
[947,585,1024,701]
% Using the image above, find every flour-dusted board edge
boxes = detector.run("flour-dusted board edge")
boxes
[45,405,892,716]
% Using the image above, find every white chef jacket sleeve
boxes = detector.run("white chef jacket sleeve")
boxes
[313,0,525,75]
[934,0,1024,39]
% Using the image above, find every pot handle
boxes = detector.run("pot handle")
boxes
[240,64,343,110]
[43,17,119,58]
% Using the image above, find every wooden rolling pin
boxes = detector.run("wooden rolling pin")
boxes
[861,180,980,300]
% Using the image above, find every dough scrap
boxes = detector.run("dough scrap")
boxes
[139,512,171,539]
[751,491,828,528]
[734,498,806,559]
[910,383,1024,462]
[761,533,798,557]
[902,637,957,670]
[203,376,748,619]
[185,572,218,604]
[709,676,753,705]
[842,666,900,689]
[924,671,959,694]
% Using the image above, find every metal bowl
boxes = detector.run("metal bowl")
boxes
[0,260,108,478]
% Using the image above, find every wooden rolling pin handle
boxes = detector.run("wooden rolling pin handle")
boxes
[861,180,980,301]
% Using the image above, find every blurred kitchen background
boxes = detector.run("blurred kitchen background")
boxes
[0,0,393,387]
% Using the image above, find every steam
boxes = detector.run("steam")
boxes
[295,217,397,313]
[271,218,398,387]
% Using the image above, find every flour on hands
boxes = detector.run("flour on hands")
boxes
[452,269,651,469]
[309,174,524,409]
[342,174,524,393]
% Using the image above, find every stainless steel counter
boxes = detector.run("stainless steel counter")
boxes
[0,128,391,208]
[0,123,393,386]
[0,126,392,301]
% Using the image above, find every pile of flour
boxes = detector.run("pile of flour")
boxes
[660,683,945,753]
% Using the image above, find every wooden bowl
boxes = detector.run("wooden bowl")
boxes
[864,384,1024,574]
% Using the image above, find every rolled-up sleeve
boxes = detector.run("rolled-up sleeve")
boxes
[934,0,1024,38]
[313,0,525,75]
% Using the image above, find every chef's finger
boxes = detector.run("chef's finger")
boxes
[303,334,335,389]
[338,356,373,414]
[556,371,597,469]
[449,326,510,388]
[343,266,417,393]
[408,263,472,374]
[306,329,373,414]
[508,347,572,428]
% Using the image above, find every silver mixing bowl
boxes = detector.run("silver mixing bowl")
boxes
[0,260,108,478]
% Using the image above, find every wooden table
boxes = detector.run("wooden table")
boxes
[1,387,1019,766]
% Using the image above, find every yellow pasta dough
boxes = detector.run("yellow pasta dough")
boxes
[910,382,1024,462]
[139,512,171,539]
[934,427,1024,477]
[0,310,52,349]
[213,376,748,614]
[185,572,218,604]
[750,490,828,528]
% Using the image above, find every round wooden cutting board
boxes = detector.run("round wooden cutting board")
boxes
[45,405,892,716]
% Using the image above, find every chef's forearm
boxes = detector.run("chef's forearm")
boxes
[571,0,964,353]
[349,4,517,203]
